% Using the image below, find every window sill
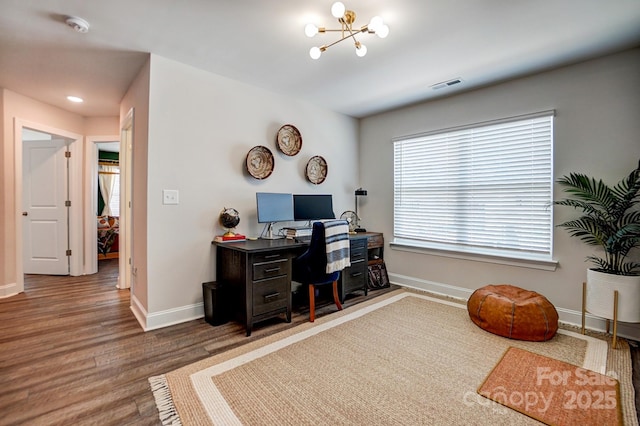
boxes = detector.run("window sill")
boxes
[390,239,558,271]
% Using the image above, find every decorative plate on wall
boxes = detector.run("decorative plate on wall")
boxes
[305,155,327,184]
[246,145,274,179]
[276,124,302,156]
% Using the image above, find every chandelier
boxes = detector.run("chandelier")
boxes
[305,2,389,59]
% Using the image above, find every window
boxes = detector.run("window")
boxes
[98,164,120,217]
[393,111,554,263]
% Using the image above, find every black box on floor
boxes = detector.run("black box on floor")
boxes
[202,281,229,326]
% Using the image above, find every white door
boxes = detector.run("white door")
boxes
[22,139,69,275]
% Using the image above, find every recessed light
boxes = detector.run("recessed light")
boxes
[67,96,84,103]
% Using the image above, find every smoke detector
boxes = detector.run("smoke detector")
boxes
[65,16,90,33]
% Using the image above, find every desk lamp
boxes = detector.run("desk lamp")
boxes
[354,188,367,232]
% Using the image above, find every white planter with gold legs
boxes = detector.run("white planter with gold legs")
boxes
[581,269,640,348]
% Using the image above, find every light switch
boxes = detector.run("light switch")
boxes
[163,189,179,205]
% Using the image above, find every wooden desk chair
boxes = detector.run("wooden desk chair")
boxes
[293,220,350,322]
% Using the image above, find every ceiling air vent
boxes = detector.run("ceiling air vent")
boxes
[431,78,463,90]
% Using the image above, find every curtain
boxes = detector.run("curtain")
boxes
[98,165,118,216]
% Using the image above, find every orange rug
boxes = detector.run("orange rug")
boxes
[478,347,622,426]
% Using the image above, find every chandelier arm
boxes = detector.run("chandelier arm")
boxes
[317,27,373,34]
[321,28,359,32]
[323,28,365,49]
[344,22,359,44]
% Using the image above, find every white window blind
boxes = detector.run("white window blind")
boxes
[110,171,121,217]
[393,111,554,260]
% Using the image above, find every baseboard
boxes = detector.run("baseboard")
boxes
[129,294,148,331]
[389,272,640,342]
[130,293,204,331]
[0,282,19,299]
[391,272,473,301]
[555,307,640,341]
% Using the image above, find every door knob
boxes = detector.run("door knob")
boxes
[22,212,28,216]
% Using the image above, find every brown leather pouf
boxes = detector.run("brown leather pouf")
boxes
[467,284,559,342]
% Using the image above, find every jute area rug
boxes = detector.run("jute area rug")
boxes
[150,289,637,425]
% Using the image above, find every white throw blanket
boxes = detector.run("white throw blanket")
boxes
[323,220,351,273]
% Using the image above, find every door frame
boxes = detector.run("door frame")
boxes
[14,119,83,293]
[85,135,120,275]
[118,108,134,290]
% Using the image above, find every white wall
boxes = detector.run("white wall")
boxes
[360,48,640,339]
[120,57,151,314]
[141,55,359,328]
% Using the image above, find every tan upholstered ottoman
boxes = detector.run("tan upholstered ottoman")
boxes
[467,284,558,342]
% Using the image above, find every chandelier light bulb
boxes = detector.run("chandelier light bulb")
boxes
[376,24,389,38]
[305,23,318,38]
[355,44,367,57]
[331,2,346,18]
[368,16,383,32]
[310,46,322,60]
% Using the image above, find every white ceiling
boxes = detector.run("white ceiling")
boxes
[1,0,639,118]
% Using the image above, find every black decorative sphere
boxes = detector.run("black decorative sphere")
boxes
[219,207,240,230]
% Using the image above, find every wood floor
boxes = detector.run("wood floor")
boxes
[0,260,395,425]
[2,261,638,425]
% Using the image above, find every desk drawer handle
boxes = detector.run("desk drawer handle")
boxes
[264,254,281,259]
[351,272,363,278]
[264,292,280,301]
[264,267,280,273]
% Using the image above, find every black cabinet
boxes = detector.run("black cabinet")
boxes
[202,281,229,325]
[215,240,305,336]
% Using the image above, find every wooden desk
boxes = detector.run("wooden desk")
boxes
[213,232,384,336]
[358,232,384,265]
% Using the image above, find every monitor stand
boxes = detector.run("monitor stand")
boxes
[261,222,284,240]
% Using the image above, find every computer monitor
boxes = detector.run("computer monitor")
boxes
[256,192,294,239]
[293,194,335,222]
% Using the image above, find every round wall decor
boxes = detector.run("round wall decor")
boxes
[305,155,327,184]
[276,124,302,156]
[246,145,274,179]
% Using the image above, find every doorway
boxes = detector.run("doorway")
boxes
[96,142,120,265]
[84,110,132,291]
[21,129,71,275]
[85,136,121,276]
[14,120,83,295]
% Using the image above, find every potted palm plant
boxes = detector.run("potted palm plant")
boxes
[554,160,640,324]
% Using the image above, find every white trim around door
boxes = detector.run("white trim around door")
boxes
[14,118,83,295]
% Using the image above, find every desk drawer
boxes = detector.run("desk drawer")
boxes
[342,259,367,294]
[367,233,384,249]
[253,258,289,280]
[350,239,367,262]
[253,251,288,264]
[253,276,288,316]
